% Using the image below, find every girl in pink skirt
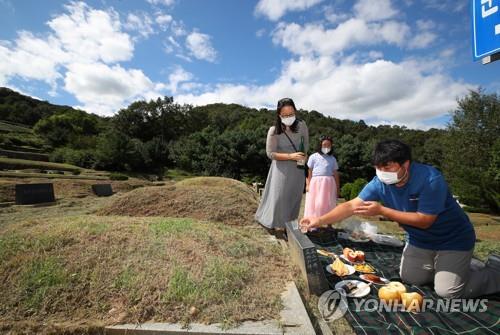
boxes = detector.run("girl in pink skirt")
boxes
[304,135,340,222]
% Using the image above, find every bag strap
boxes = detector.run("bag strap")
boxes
[283,131,298,152]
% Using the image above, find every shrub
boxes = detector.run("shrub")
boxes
[341,178,368,200]
[110,172,129,181]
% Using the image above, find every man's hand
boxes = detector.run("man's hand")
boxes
[353,201,383,216]
[300,216,320,231]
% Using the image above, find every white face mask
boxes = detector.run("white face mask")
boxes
[376,167,405,185]
[321,147,331,154]
[280,115,296,126]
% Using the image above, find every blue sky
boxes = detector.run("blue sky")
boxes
[0,0,499,128]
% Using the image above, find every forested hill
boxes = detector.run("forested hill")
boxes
[0,87,89,126]
[0,87,498,213]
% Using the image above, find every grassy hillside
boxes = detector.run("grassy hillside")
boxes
[0,157,81,173]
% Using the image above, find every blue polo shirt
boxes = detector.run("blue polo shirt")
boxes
[358,162,475,251]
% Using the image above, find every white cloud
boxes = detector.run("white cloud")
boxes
[47,2,133,63]
[324,5,351,24]
[155,13,173,30]
[185,32,217,62]
[147,0,175,7]
[175,56,471,128]
[422,0,467,12]
[0,1,135,90]
[255,0,324,21]
[272,19,410,57]
[171,20,187,36]
[408,32,437,49]
[416,19,436,31]
[124,12,155,38]
[354,0,398,22]
[408,19,437,49]
[167,66,193,93]
[0,2,168,115]
[64,62,158,115]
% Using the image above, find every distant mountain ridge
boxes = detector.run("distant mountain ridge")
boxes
[0,87,84,126]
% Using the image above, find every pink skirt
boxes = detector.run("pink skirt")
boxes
[304,176,337,218]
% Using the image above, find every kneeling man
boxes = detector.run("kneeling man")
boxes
[300,139,499,298]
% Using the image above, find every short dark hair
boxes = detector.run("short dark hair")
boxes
[372,140,411,166]
[274,98,299,134]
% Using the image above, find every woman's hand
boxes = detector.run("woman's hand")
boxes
[289,152,305,161]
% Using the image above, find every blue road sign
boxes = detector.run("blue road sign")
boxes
[472,0,500,60]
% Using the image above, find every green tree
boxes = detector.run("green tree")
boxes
[444,90,500,213]
[95,129,134,171]
[33,110,100,147]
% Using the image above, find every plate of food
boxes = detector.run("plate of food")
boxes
[354,263,376,273]
[359,273,389,285]
[326,258,355,276]
[342,248,365,263]
[335,280,371,298]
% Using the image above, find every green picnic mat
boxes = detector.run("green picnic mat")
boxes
[308,231,500,335]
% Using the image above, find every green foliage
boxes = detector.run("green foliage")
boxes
[341,178,368,200]
[34,109,101,147]
[340,183,352,200]
[444,90,499,213]
[0,157,81,172]
[3,87,499,212]
[169,125,268,180]
[109,172,129,180]
[0,87,77,126]
[50,147,96,168]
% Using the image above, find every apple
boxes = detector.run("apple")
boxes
[401,292,423,312]
[378,281,407,303]
[343,248,365,262]
[354,251,365,262]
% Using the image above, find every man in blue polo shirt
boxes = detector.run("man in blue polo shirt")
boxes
[300,139,500,298]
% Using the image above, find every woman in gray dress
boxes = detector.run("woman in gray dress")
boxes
[255,98,309,231]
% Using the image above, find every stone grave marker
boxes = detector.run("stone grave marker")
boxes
[92,184,113,197]
[15,183,55,205]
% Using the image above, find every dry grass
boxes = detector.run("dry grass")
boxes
[98,177,260,226]
[0,214,291,334]
[0,177,153,203]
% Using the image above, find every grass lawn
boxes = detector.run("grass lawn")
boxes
[0,198,292,334]
[164,168,196,181]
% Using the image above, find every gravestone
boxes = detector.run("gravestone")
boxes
[92,184,113,197]
[285,222,330,296]
[15,183,55,205]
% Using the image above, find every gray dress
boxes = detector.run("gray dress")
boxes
[255,120,309,229]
